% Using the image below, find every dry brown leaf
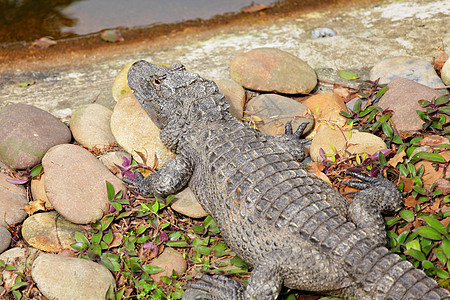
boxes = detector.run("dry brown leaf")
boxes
[434,178,450,195]
[24,199,47,215]
[404,195,420,208]
[415,160,444,188]
[433,51,448,71]
[441,217,450,228]
[109,232,123,248]
[306,162,331,185]
[388,150,406,168]
[333,87,351,100]
[398,222,413,234]
[399,176,414,193]
[419,135,450,147]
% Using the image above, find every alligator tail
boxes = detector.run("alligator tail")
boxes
[342,237,450,299]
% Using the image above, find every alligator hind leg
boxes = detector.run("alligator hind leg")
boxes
[344,171,402,243]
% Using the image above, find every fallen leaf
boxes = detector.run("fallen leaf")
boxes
[399,176,414,193]
[24,199,46,215]
[434,178,450,195]
[101,29,124,42]
[433,51,448,71]
[31,37,57,49]
[441,217,450,228]
[333,87,351,100]
[404,195,420,208]
[306,162,331,185]
[388,150,406,168]
[338,70,359,81]
[419,135,450,147]
[241,3,268,13]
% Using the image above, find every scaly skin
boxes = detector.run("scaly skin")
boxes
[124,60,450,299]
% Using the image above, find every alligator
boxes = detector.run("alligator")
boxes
[123,60,450,299]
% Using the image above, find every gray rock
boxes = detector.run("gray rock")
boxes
[99,150,132,178]
[31,253,116,300]
[216,79,246,120]
[0,103,72,169]
[370,56,445,90]
[245,94,314,135]
[230,48,317,94]
[441,59,450,86]
[111,93,176,167]
[0,226,11,253]
[0,172,28,227]
[42,144,127,224]
[150,247,187,283]
[22,212,85,252]
[171,187,208,218]
[378,78,444,132]
[310,127,387,162]
[69,103,116,149]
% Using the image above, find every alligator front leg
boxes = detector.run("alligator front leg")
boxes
[184,259,282,300]
[344,171,403,243]
[123,154,194,197]
[266,121,310,162]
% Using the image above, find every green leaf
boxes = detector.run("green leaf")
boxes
[75,231,90,245]
[422,260,435,270]
[169,232,182,241]
[230,255,248,267]
[399,210,415,222]
[338,70,359,80]
[405,249,426,261]
[213,249,228,257]
[111,202,122,211]
[92,231,103,244]
[422,217,446,235]
[106,181,115,201]
[30,164,42,178]
[381,122,394,137]
[165,240,188,247]
[411,152,447,163]
[405,239,421,251]
[103,230,114,244]
[375,86,389,99]
[100,255,120,271]
[195,246,212,255]
[435,95,450,106]
[142,264,165,274]
[153,198,160,213]
[340,111,353,118]
[71,242,88,251]
[101,216,114,231]
[413,226,442,240]
[137,224,147,236]
[436,268,450,279]
[442,238,450,259]
[386,217,402,226]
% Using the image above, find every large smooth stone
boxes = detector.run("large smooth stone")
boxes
[69,103,116,149]
[110,93,176,167]
[441,59,450,86]
[230,48,317,94]
[370,56,445,90]
[301,92,349,138]
[150,247,187,283]
[378,78,444,132]
[0,172,28,227]
[0,247,41,290]
[32,253,116,300]
[215,79,246,120]
[112,60,138,102]
[310,127,387,162]
[22,212,85,252]
[245,94,314,135]
[0,226,11,253]
[170,187,208,218]
[0,103,72,169]
[42,144,126,224]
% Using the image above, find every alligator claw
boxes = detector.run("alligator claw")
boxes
[122,170,151,196]
[343,171,380,190]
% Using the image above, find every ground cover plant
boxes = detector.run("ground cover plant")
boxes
[1,76,449,300]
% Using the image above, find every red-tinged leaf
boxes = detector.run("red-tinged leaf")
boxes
[101,30,124,42]
[31,37,57,49]
[6,177,29,184]
[413,226,442,240]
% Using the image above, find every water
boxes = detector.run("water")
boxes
[0,0,277,44]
